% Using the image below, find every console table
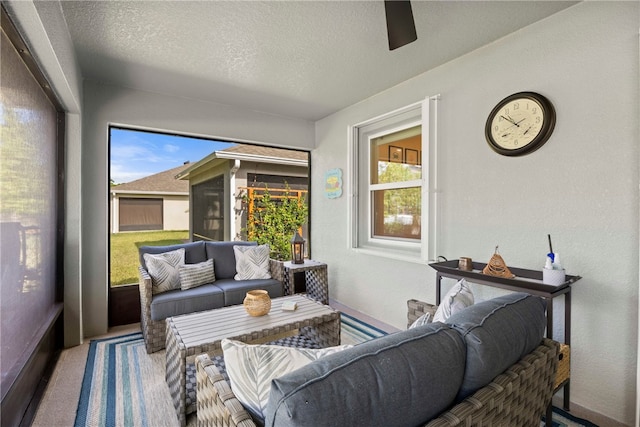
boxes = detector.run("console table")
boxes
[282,260,329,305]
[429,260,581,413]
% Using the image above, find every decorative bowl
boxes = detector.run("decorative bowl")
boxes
[243,290,271,316]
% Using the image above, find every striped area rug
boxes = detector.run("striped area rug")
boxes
[74,316,597,427]
[340,311,388,344]
[74,332,175,427]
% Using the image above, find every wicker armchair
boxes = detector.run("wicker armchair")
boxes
[138,266,167,354]
[195,299,559,427]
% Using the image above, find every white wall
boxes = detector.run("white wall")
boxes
[313,3,638,424]
[163,196,189,231]
[81,81,315,337]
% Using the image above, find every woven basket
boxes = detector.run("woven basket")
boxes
[243,290,271,316]
[554,343,570,390]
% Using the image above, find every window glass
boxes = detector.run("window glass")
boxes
[372,187,421,239]
[371,126,422,185]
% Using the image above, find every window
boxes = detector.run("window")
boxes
[350,98,438,262]
[370,125,422,240]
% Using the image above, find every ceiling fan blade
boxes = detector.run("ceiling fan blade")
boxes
[384,0,417,50]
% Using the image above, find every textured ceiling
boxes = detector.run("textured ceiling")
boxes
[60,1,577,121]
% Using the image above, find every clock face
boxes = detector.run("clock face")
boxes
[485,92,555,156]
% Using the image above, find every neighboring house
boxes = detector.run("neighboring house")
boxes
[110,163,191,233]
[176,144,308,242]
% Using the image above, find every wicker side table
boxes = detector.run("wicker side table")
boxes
[282,260,329,304]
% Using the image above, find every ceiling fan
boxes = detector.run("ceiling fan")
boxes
[384,0,417,50]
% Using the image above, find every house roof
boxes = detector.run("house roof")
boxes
[176,144,308,181]
[222,144,308,162]
[111,163,191,195]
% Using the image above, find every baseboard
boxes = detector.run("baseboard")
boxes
[329,298,400,334]
[552,396,629,427]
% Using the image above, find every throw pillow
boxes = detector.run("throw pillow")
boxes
[234,244,271,280]
[433,278,474,323]
[178,258,215,290]
[409,312,432,329]
[222,338,352,421]
[143,248,185,294]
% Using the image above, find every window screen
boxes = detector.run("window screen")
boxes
[0,18,63,407]
[192,175,224,241]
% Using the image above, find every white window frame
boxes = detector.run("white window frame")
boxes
[348,96,439,263]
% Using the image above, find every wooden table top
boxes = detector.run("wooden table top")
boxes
[167,294,338,349]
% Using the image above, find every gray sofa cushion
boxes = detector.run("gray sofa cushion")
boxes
[139,241,206,270]
[213,278,283,306]
[264,323,466,427]
[205,241,257,280]
[445,292,546,401]
[150,283,224,321]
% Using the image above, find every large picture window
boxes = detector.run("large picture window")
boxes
[350,98,438,262]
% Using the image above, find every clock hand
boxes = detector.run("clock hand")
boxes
[507,115,522,127]
[500,115,517,125]
[523,126,532,135]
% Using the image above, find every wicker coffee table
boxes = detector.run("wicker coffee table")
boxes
[165,294,341,426]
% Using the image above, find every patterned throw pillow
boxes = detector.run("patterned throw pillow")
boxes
[143,248,185,294]
[221,339,353,421]
[179,258,215,290]
[409,312,432,329]
[233,244,271,280]
[433,278,474,322]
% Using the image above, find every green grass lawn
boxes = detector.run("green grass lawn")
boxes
[110,230,188,286]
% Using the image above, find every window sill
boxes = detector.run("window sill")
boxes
[351,247,430,265]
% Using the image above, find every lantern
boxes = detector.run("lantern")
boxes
[290,231,305,264]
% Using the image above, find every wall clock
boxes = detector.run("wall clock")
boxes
[485,92,556,156]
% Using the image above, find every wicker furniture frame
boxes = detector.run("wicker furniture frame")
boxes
[429,260,578,410]
[280,260,329,304]
[138,259,287,354]
[166,295,340,427]
[195,299,559,427]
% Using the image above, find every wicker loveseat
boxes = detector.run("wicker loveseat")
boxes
[195,293,559,427]
[138,241,290,354]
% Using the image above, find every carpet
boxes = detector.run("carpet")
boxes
[75,315,598,427]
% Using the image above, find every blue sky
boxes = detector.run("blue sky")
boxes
[110,128,235,184]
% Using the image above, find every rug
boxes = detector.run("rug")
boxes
[75,315,598,427]
[340,311,388,344]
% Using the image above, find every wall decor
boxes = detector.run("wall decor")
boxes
[485,92,556,157]
[389,146,403,163]
[405,148,419,165]
[324,168,342,199]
